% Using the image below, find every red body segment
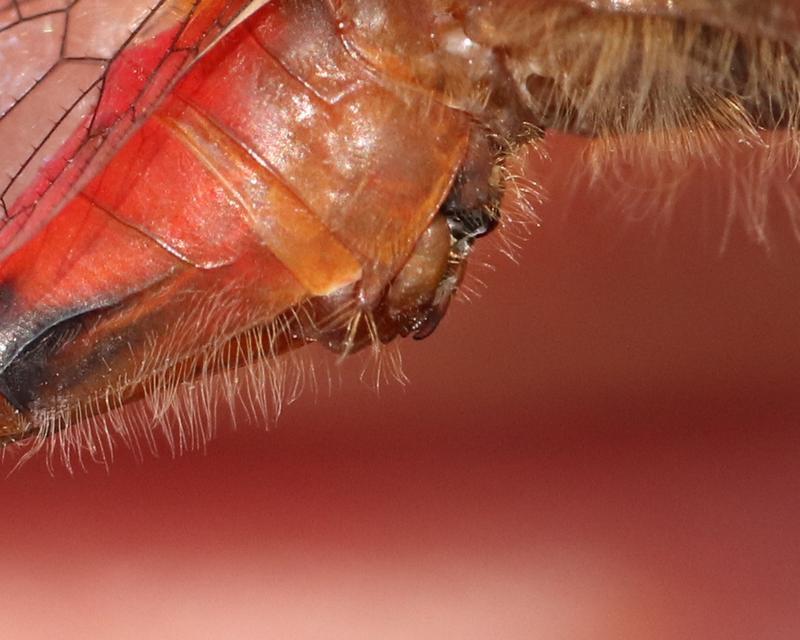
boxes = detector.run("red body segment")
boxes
[0,0,474,440]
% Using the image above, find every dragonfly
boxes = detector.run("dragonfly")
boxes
[0,0,798,464]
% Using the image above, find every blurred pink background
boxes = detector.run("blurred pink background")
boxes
[2,133,800,639]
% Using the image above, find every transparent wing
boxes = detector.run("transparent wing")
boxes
[0,0,255,259]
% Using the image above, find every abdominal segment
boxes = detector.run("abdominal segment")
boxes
[0,0,489,451]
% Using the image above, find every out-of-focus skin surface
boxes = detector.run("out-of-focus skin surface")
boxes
[2,133,800,639]
[2,1,800,638]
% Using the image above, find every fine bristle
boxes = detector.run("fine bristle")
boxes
[0,293,417,473]
[1,307,313,473]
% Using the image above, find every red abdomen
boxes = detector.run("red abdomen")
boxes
[0,0,475,445]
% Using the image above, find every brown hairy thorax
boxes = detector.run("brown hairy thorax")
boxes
[1,0,799,467]
[570,0,800,41]
[336,1,800,210]
[460,0,800,239]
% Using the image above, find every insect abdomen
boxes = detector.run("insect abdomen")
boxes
[0,0,480,444]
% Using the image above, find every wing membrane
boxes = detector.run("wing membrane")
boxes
[0,0,254,258]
